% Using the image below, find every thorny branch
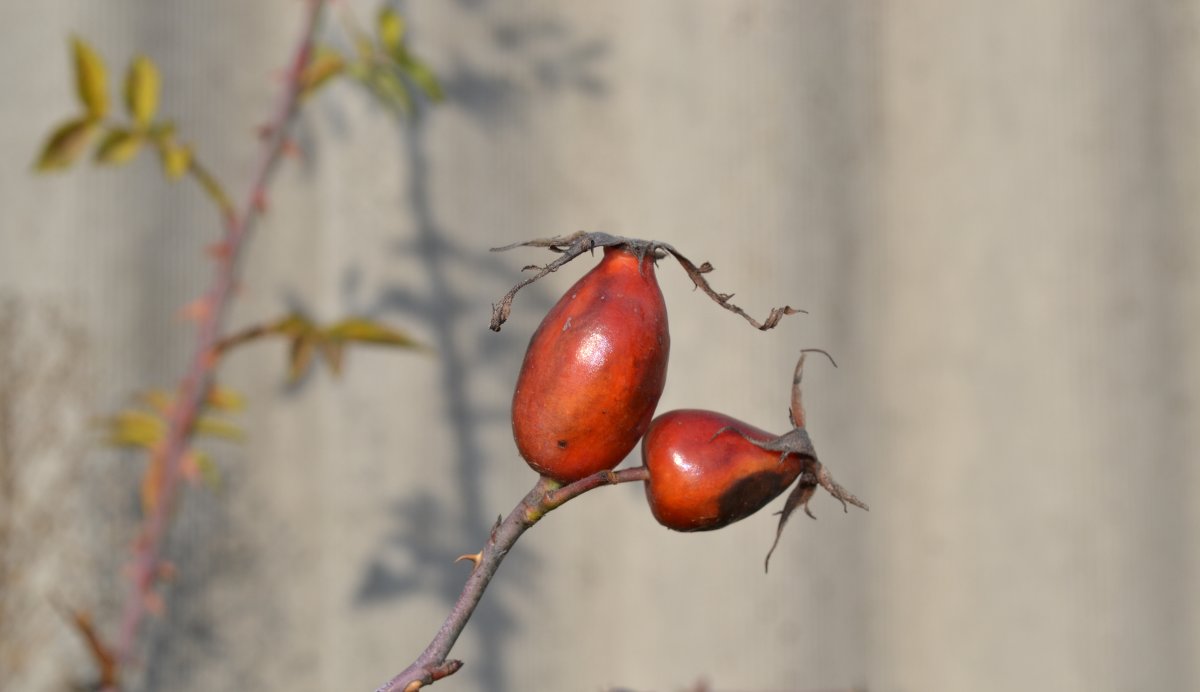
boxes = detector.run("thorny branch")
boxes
[374,467,651,692]
[101,2,328,688]
[488,231,805,332]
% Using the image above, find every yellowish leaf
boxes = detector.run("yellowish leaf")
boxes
[181,449,220,488]
[320,339,345,376]
[95,128,142,165]
[158,141,191,180]
[377,8,405,53]
[106,409,164,449]
[149,121,176,142]
[274,313,316,338]
[206,385,245,412]
[353,34,374,62]
[369,67,412,113]
[72,36,108,118]
[399,53,444,103]
[195,416,244,442]
[325,317,423,348]
[34,117,96,171]
[125,55,160,127]
[289,334,318,381]
[301,46,345,96]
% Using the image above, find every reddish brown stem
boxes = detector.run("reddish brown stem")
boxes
[374,467,650,692]
[104,2,327,687]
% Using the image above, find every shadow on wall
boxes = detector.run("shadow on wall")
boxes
[352,2,609,690]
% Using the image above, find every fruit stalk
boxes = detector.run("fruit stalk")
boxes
[374,467,650,692]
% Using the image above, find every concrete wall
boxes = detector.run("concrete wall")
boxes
[2,1,1197,690]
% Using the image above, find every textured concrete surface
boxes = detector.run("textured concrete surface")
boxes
[1,1,1197,691]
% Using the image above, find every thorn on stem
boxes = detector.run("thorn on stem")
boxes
[280,137,304,160]
[455,552,483,571]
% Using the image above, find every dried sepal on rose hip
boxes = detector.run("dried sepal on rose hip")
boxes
[494,231,804,485]
[640,350,867,571]
[488,231,804,332]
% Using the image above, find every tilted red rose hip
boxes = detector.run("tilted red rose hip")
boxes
[641,410,803,531]
[510,244,669,483]
[641,350,868,570]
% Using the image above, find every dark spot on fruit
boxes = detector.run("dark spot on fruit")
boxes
[557,439,568,449]
[714,470,789,528]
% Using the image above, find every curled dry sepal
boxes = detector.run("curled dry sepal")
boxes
[487,231,805,332]
[719,350,868,571]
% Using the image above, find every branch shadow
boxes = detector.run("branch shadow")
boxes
[352,2,609,690]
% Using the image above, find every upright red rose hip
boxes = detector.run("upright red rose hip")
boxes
[512,245,670,483]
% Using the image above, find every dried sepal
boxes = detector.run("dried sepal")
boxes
[489,232,634,330]
[489,231,806,332]
[723,350,868,572]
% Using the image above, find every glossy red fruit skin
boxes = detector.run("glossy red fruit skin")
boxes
[512,246,670,483]
[642,409,803,531]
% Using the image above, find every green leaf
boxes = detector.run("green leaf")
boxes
[95,128,142,165]
[398,53,444,102]
[300,45,345,96]
[72,36,108,118]
[325,317,423,348]
[125,55,160,127]
[377,8,405,53]
[34,117,96,171]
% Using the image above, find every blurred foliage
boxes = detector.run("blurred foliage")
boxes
[102,384,246,512]
[38,39,185,175]
[32,10,442,686]
[35,37,211,207]
[302,7,444,113]
[217,313,427,383]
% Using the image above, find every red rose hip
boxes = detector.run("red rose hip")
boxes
[641,351,868,570]
[512,245,670,483]
[641,410,804,531]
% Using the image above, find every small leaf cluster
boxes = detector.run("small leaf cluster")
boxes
[35,37,192,180]
[103,385,245,512]
[302,8,443,113]
[217,313,426,383]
